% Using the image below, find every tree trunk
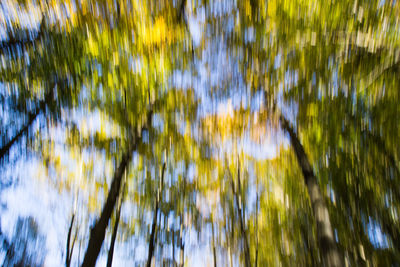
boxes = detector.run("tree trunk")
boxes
[106,182,126,267]
[81,104,153,267]
[211,217,217,267]
[280,115,343,267]
[254,184,259,267]
[81,151,131,267]
[180,239,184,267]
[228,214,233,267]
[180,214,185,267]
[66,214,75,267]
[172,227,175,266]
[229,163,251,267]
[146,163,166,267]
[179,176,186,267]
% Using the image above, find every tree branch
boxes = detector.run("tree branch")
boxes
[0,17,46,53]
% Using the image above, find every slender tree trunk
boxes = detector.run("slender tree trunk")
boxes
[179,175,186,267]
[147,163,166,267]
[180,214,185,267]
[280,115,343,267]
[172,227,175,266]
[180,239,184,267]
[81,151,131,267]
[228,212,233,267]
[106,182,126,267]
[254,182,259,267]
[229,164,251,267]
[211,217,217,267]
[82,105,153,267]
[66,214,75,267]
[106,208,120,267]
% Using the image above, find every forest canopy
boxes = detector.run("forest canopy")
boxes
[0,0,399,266]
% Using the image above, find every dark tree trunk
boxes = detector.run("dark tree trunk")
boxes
[211,217,217,267]
[81,151,131,267]
[81,104,153,267]
[146,163,166,267]
[229,164,251,267]
[66,214,75,267]
[177,0,187,22]
[254,186,259,267]
[179,214,185,267]
[179,238,184,267]
[280,115,343,267]
[172,227,175,266]
[106,182,125,267]
[178,176,186,267]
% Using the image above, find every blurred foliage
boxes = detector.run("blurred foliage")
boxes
[0,0,399,266]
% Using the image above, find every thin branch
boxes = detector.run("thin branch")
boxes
[360,50,400,92]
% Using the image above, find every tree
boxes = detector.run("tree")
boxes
[280,115,342,267]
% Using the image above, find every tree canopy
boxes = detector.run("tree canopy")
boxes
[0,0,399,266]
